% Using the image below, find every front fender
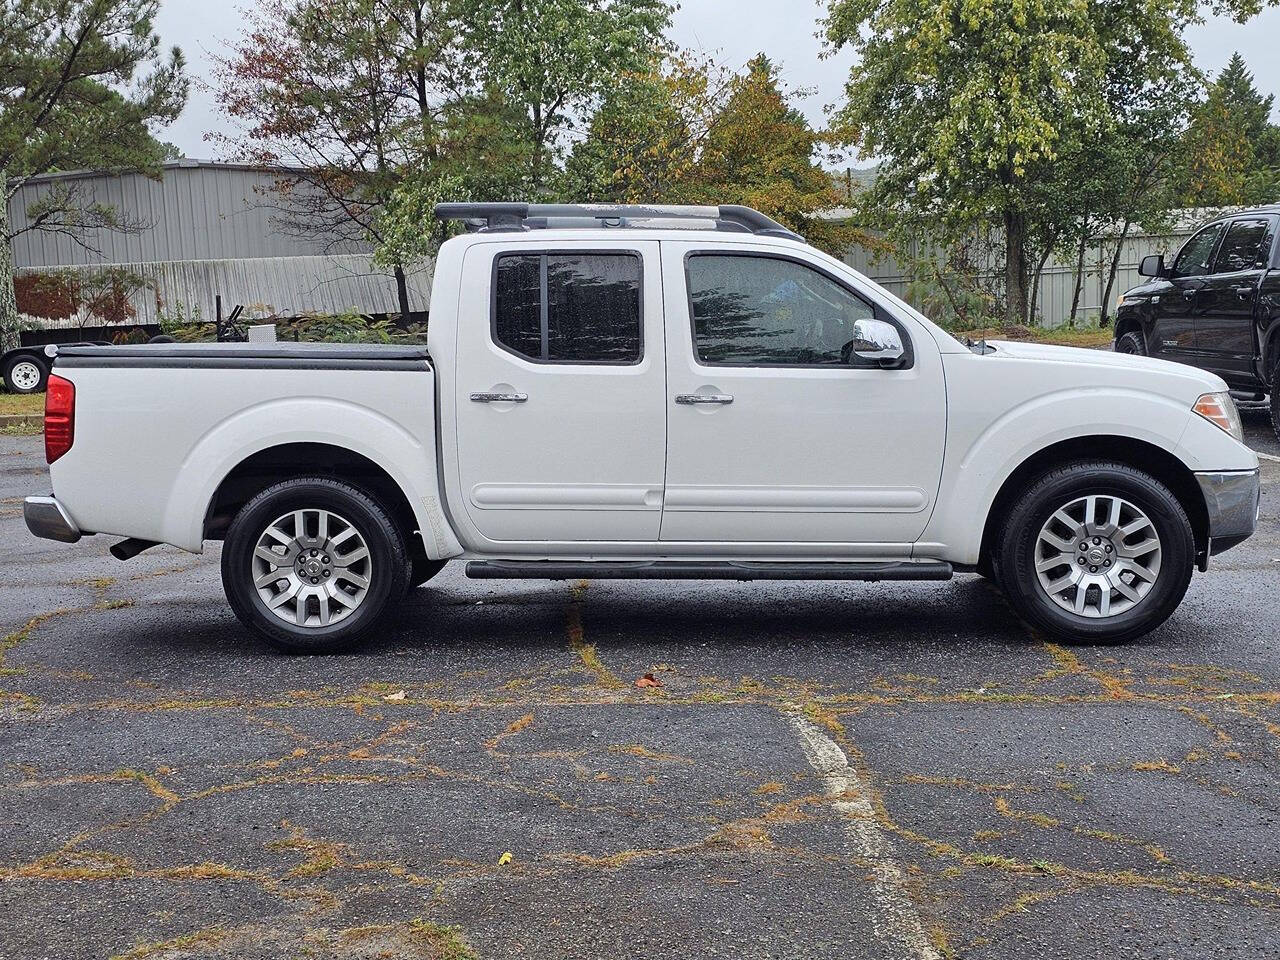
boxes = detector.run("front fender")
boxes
[921,387,1199,564]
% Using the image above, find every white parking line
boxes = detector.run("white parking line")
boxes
[1253,449,1280,464]
[786,713,942,960]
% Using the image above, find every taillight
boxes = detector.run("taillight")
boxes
[45,374,75,463]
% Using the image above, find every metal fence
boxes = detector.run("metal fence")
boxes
[841,225,1197,327]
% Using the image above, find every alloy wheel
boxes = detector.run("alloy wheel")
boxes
[252,509,373,628]
[1033,494,1162,619]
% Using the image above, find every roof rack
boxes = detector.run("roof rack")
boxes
[433,203,805,243]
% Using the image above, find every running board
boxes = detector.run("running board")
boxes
[465,560,953,582]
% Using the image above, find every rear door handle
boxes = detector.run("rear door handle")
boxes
[1181,288,1198,302]
[1233,285,1255,300]
[676,394,734,405]
[471,392,528,403]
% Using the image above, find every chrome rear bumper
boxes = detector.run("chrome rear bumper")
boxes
[24,496,82,544]
[1196,469,1260,558]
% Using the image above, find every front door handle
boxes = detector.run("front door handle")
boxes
[676,394,734,405]
[1181,288,1198,302]
[471,392,529,403]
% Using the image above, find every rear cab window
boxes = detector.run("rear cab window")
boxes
[493,252,642,364]
[1213,218,1272,274]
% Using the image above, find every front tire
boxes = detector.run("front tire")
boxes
[1115,331,1146,356]
[993,461,1195,645]
[221,478,410,653]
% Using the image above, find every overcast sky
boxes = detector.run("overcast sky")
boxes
[153,0,1280,163]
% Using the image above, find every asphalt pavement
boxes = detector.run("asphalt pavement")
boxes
[1,411,1278,960]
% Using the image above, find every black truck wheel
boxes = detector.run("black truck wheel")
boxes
[3,353,50,394]
[1115,331,1146,356]
[221,478,410,653]
[993,461,1194,645]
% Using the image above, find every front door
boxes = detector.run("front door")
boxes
[1151,221,1226,360]
[659,244,947,550]
[1192,216,1273,382]
[454,240,666,543]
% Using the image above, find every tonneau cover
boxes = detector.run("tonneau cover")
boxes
[54,341,431,370]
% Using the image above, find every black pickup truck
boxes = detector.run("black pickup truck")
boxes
[1114,204,1280,439]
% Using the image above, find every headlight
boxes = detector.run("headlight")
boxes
[1193,392,1244,443]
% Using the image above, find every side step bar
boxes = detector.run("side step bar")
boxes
[465,560,953,582]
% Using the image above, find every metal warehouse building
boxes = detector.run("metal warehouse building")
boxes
[7,160,432,325]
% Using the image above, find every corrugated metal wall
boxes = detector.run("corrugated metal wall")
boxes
[16,255,432,325]
[8,162,367,267]
[6,162,432,322]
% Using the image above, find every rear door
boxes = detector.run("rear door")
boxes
[1192,216,1275,381]
[658,243,946,550]
[1150,222,1226,360]
[454,240,666,543]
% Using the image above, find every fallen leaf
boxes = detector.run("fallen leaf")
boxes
[497,851,513,867]
[384,690,407,702]
[635,673,663,689]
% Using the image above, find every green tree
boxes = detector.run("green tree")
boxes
[1,0,186,348]
[214,0,463,319]
[1182,52,1280,206]
[824,0,1277,326]
[457,0,674,194]
[825,0,1110,324]
[564,52,727,203]
[566,53,857,253]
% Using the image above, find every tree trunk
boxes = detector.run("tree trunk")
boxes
[1029,239,1054,327]
[1003,209,1029,325]
[1069,229,1088,323]
[1099,218,1132,329]
[394,263,412,326]
[0,171,19,354]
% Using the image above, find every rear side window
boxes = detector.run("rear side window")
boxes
[1213,219,1271,273]
[686,254,877,366]
[493,253,642,364]
[1172,224,1225,278]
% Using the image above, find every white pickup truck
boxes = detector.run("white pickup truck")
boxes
[25,203,1260,652]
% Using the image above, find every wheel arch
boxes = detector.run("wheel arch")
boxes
[1112,313,1144,346]
[204,443,423,547]
[977,436,1208,574]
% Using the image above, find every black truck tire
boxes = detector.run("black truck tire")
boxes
[2,353,50,394]
[221,478,410,654]
[993,460,1195,646]
[1115,331,1146,356]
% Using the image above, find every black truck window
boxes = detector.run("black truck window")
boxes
[1213,219,1271,274]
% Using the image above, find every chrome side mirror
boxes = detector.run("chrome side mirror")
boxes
[849,318,906,367]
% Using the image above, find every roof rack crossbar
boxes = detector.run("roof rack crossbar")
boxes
[433,202,804,242]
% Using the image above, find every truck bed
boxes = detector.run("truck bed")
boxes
[46,341,443,553]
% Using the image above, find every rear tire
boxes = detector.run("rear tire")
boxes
[221,478,410,653]
[993,461,1194,645]
[3,354,49,394]
[1115,331,1146,356]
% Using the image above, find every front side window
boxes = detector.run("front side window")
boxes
[494,253,642,364]
[1213,219,1271,273]
[1172,224,1225,278]
[686,254,878,366]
